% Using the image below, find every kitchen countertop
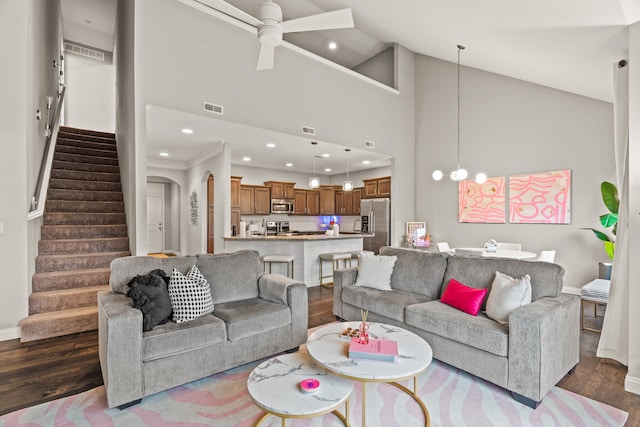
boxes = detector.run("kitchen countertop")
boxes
[223,233,371,241]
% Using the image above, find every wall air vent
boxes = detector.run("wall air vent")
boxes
[64,42,105,61]
[203,102,223,115]
[302,126,316,136]
[364,140,375,150]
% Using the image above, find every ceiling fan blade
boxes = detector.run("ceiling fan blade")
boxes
[256,44,275,70]
[195,0,262,26]
[280,8,353,34]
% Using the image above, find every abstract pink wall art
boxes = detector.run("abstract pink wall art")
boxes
[458,177,506,223]
[509,170,571,224]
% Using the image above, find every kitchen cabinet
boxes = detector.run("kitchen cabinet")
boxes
[362,176,391,198]
[335,187,363,215]
[319,185,338,215]
[352,188,362,215]
[231,176,242,208]
[264,181,295,199]
[240,185,270,215]
[293,189,320,215]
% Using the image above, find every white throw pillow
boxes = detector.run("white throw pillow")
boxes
[485,271,532,325]
[354,253,397,291]
[168,265,214,323]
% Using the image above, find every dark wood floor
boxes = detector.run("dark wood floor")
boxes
[1,288,638,425]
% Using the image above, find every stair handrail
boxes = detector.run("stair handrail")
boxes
[28,85,66,221]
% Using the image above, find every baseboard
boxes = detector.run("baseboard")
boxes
[0,327,21,341]
[562,286,581,296]
[625,374,640,395]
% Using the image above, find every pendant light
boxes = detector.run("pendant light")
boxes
[342,148,353,191]
[432,45,487,184]
[309,141,320,189]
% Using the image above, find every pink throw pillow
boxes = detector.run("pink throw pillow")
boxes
[441,278,488,316]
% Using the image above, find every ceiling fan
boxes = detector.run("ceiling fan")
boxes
[196,0,354,70]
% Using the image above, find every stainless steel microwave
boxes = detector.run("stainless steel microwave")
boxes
[271,199,294,214]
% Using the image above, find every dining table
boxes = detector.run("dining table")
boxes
[453,247,537,260]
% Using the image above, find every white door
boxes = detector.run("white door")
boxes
[147,183,164,254]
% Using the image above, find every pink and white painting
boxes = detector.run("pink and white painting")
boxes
[458,177,506,223]
[509,169,571,224]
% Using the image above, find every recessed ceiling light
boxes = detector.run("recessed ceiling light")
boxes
[181,128,194,134]
[160,152,169,157]
[286,163,293,167]
[266,143,276,148]
[322,153,330,158]
[328,42,337,50]
[362,160,371,165]
[325,168,332,172]
[242,156,251,162]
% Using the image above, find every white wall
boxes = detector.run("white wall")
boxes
[353,46,395,89]
[64,53,115,132]
[415,55,615,291]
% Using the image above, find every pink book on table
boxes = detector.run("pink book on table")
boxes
[349,338,398,362]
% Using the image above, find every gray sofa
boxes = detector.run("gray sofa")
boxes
[333,246,580,408]
[98,249,308,409]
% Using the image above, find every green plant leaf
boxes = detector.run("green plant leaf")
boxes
[589,228,613,242]
[604,241,615,260]
[599,213,618,228]
[601,181,619,214]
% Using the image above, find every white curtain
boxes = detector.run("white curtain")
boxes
[597,61,629,365]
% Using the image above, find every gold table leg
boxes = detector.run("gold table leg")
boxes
[357,376,430,427]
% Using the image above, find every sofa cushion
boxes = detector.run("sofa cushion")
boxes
[342,286,432,322]
[142,314,226,362]
[405,300,509,357]
[442,256,564,302]
[440,278,488,316]
[354,252,397,290]
[379,247,448,299]
[196,250,263,304]
[214,298,291,341]
[110,256,197,294]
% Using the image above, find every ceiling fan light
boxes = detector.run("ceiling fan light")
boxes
[309,176,320,189]
[432,170,444,181]
[475,173,487,184]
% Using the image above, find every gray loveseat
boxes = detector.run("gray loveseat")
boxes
[98,249,308,409]
[333,246,580,408]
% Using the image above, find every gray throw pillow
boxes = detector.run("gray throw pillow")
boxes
[354,253,397,291]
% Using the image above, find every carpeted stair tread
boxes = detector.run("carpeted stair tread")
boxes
[32,268,111,292]
[28,285,110,314]
[51,169,120,182]
[46,189,123,202]
[45,200,125,213]
[54,151,119,166]
[39,237,130,255]
[19,306,99,342]
[57,138,117,152]
[59,126,115,139]
[43,212,126,226]
[56,144,118,159]
[49,178,121,192]
[41,224,127,239]
[52,159,120,174]
[36,251,131,273]
[57,131,115,144]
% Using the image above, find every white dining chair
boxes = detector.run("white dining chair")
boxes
[535,250,556,263]
[436,242,454,254]
[454,248,484,256]
[497,242,522,251]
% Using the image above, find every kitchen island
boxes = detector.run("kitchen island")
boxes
[223,234,368,286]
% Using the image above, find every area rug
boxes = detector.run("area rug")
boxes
[0,342,628,426]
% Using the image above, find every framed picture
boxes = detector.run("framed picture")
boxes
[406,222,426,238]
[458,176,506,223]
[509,169,571,224]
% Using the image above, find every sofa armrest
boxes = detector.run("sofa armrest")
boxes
[508,294,580,403]
[258,274,308,346]
[98,291,144,408]
[333,267,358,319]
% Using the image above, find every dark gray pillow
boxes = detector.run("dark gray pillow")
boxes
[126,269,172,331]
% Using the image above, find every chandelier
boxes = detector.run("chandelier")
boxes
[432,45,487,184]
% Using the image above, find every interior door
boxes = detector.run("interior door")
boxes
[147,183,164,254]
[207,174,214,253]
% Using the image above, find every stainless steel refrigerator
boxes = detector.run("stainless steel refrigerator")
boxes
[360,198,391,254]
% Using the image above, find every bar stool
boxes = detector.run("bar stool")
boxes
[349,250,373,267]
[319,252,352,287]
[262,255,295,279]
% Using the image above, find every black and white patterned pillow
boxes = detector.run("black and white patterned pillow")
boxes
[168,265,214,323]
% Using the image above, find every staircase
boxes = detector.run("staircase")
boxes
[20,126,130,342]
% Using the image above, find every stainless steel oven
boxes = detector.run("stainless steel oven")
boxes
[271,199,294,214]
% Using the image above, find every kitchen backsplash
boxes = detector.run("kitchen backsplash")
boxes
[241,214,362,232]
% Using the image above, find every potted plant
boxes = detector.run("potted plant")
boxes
[586,181,618,278]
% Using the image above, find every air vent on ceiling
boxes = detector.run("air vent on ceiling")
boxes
[64,42,105,61]
[364,140,375,150]
[203,102,223,115]
[302,126,316,136]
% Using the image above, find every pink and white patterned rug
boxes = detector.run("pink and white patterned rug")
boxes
[0,350,627,427]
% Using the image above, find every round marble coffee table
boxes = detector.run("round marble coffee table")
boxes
[247,352,353,426]
[307,322,432,427]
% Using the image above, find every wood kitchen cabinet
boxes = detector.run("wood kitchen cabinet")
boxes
[231,176,242,208]
[319,185,338,215]
[240,185,270,215]
[293,189,320,215]
[335,187,362,215]
[362,176,391,198]
[352,187,362,215]
[264,181,295,199]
